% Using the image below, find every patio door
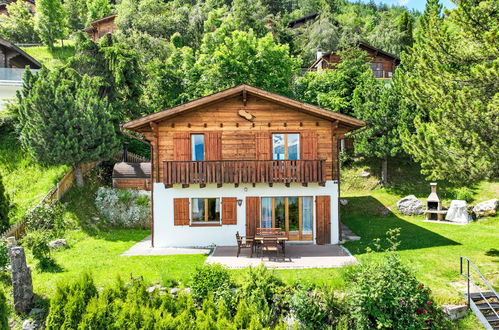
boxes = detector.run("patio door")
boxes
[261,197,313,241]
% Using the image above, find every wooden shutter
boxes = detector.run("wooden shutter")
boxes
[255,132,272,160]
[222,197,237,225]
[205,132,222,160]
[173,132,191,161]
[301,131,318,160]
[173,198,190,226]
[245,197,260,236]
[315,196,331,244]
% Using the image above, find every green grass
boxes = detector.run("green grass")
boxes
[22,41,75,69]
[0,126,68,223]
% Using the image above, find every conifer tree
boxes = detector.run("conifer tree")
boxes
[35,0,68,48]
[86,0,111,24]
[15,68,119,187]
[0,173,10,233]
[399,0,499,183]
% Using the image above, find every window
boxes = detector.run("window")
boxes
[272,133,300,160]
[191,134,204,161]
[370,62,384,78]
[191,198,220,223]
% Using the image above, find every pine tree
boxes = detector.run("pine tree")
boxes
[35,0,68,48]
[15,67,119,186]
[0,173,10,233]
[86,0,111,24]
[399,0,499,183]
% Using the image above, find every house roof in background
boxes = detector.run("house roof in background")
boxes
[0,37,41,68]
[88,14,116,27]
[288,13,318,27]
[113,162,151,179]
[123,84,366,131]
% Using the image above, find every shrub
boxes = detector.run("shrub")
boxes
[454,187,474,202]
[94,187,150,228]
[0,173,10,234]
[190,263,233,302]
[0,239,8,270]
[22,230,55,270]
[0,288,8,329]
[24,202,66,236]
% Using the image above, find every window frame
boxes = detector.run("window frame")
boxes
[191,133,205,161]
[272,132,300,160]
[190,197,221,224]
[370,62,384,78]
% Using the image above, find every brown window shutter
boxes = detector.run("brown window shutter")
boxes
[255,132,272,160]
[221,197,237,225]
[205,132,222,160]
[173,132,191,161]
[315,196,331,244]
[301,131,318,160]
[173,198,190,226]
[245,197,260,236]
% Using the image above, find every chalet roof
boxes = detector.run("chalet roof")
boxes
[84,14,116,32]
[112,162,151,179]
[309,41,400,70]
[122,84,366,131]
[288,13,318,28]
[0,38,41,69]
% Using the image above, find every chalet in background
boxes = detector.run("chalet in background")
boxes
[119,84,365,247]
[288,13,318,29]
[0,0,35,16]
[84,14,117,41]
[309,41,400,79]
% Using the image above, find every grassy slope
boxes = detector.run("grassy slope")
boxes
[22,41,75,69]
[0,125,68,223]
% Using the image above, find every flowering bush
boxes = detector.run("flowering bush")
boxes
[95,187,150,228]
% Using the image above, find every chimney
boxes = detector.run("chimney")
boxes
[316,49,323,60]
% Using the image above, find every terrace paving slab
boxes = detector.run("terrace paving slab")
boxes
[206,244,358,269]
[121,236,211,256]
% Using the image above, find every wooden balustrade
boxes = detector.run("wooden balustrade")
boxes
[163,160,325,187]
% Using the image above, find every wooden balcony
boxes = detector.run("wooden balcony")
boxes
[163,160,326,187]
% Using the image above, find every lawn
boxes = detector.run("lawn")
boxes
[0,124,68,223]
[22,41,75,69]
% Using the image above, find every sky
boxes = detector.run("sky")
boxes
[358,0,456,13]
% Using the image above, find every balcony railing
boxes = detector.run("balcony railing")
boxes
[163,160,326,187]
[0,68,39,83]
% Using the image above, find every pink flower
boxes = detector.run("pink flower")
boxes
[426,301,433,306]
[416,308,428,315]
[418,284,425,290]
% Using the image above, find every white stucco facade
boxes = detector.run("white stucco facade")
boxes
[152,181,339,248]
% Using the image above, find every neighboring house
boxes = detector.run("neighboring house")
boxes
[84,14,117,41]
[0,0,35,16]
[0,37,41,109]
[121,84,365,247]
[288,13,318,29]
[309,41,400,79]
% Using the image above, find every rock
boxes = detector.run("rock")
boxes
[339,199,348,206]
[147,284,165,293]
[445,200,471,223]
[442,304,468,321]
[360,170,371,177]
[22,319,40,330]
[473,199,498,217]
[396,195,424,215]
[91,216,100,221]
[48,239,67,250]
[183,287,191,294]
[170,288,180,295]
[9,246,33,314]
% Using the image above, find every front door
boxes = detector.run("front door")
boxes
[261,196,313,241]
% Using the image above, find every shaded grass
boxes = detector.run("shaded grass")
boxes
[22,41,75,69]
[0,126,68,223]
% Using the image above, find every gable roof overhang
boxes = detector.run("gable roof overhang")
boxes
[0,38,42,69]
[123,84,366,132]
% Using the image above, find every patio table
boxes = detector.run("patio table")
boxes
[254,236,288,257]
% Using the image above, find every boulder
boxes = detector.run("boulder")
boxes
[22,319,40,330]
[445,200,471,223]
[48,239,67,250]
[396,195,424,215]
[339,199,348,206]
[473,199,498,217]
[442,304,468,321]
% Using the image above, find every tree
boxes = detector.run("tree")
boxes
[399,0,499,183]
[294,47,371,116]
[0,0,40,43]
[15,68,119,186]
[0,173,10,233]
[35,0,68,48]
[64,0,88,31]
[86,0,111,24]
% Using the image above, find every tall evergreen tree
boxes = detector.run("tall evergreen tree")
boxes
[64,0,88,31]
[399,0,499,183]
[15,68,119,186]
[0,173,10,233]
[86,0,111,24]
[35,0,68,48]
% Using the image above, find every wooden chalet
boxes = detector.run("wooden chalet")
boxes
[121,84,365,247]
[84,14,117,41]
[309,41,400,79]
[0,38,41,69]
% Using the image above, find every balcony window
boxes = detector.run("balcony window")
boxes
[191,198,220,223]
[191,134,204,161]
[272,133,300,160]
[370,62,384,78]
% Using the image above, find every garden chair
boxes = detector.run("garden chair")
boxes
[235,231,254,257]
[258,237,283,261]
